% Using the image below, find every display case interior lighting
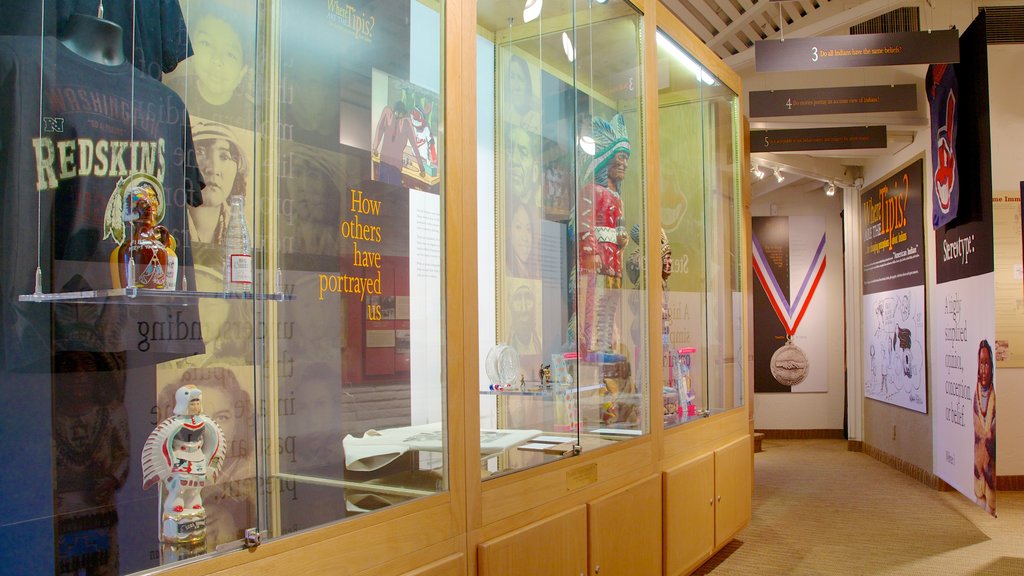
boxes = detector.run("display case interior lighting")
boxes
[655,30,716,86]
[773,167,785,183]
[751,165,764,180]
[824,181,836,196]
[522,0,542,24]
[562,32,575,62]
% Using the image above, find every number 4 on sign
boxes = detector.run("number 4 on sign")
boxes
[786,98,792,110]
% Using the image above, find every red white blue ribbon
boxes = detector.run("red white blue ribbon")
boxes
[752,233,826,337]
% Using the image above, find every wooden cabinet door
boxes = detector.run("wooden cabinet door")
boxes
[663,454,715,576]
[401,554,465,576]
[714,435,752,547]
[587,474,661,576]
[478,506,587,576]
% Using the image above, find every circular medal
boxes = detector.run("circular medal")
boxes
[770,339,809,386]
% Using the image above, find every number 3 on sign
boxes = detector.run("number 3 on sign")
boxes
[811,46,818,62]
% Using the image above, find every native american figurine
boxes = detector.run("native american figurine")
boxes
[576,114,630,357]
[104,173,177,289]
[142,385,226,544]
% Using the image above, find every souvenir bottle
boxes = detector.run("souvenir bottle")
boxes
[223,195,252,293]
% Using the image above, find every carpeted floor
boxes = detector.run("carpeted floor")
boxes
[694,439,1024,575]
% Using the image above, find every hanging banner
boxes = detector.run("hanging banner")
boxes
[755,29,959,72]
[927,64,960,229]
[750,126,887,153]
[749,84,917,118]
[752,216,828,393]
[861,159,927,413]
[930,14,996,516]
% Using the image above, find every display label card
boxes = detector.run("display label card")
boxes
[750,126,887,152]
[755,30,959,72]
[749,84,917,118]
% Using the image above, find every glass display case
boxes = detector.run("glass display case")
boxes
[0,0,446,573]
[655,29,744,428]
[476,0,649,478]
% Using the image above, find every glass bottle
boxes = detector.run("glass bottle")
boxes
[223,195,252,293]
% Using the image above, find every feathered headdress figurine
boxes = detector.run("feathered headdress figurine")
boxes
[587,113,630,187]
[102,172,166,247]
[141,385,226,544]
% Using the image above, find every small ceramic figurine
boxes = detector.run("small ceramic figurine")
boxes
[104,173,177,289]
[142,385,227,544]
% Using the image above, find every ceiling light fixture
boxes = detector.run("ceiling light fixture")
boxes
[522,0,542,24]
[824,181,836,196]
[751,165,764,180]
[655,30,716,86]
[774,168,785,184]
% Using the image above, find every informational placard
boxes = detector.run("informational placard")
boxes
[931,13,996,517]
[756,30,959,72]
[751,126,886,153]
[749,84,916,118]
[991,185,1024,367]
[861,159,927,412]
[752,216,828,394]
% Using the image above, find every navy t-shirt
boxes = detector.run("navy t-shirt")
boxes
[0,36,205,369]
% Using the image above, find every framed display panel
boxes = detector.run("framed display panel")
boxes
[655,28,744,429]
[475,0,649,479]
[0,0,451,573]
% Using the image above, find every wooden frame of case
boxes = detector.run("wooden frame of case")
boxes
[149,1,751,574]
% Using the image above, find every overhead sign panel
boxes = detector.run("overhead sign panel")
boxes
[750,126,887,153]
[749,84,917,117]
[755,30,959,72]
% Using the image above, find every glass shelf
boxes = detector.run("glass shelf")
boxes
[19,287,295,305]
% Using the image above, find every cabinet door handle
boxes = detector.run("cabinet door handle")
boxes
[709,498,713,506]
[717,496,722,502]
[595,565,601,574]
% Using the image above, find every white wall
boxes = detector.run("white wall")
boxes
[985,44,1024,475]
[751,188,847,430]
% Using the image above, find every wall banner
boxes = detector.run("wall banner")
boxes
[752,216,828,393]
[861,158,927,412]
[930,13,996,516]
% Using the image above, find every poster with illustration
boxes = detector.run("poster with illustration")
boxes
[369,68,440,193]
[861,158,927,412]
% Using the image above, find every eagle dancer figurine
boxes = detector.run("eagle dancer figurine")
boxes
[142,385,226,544]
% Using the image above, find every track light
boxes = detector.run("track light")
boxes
[751,165,764,180]
[773,168,785,184]
[824,181,836,196]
